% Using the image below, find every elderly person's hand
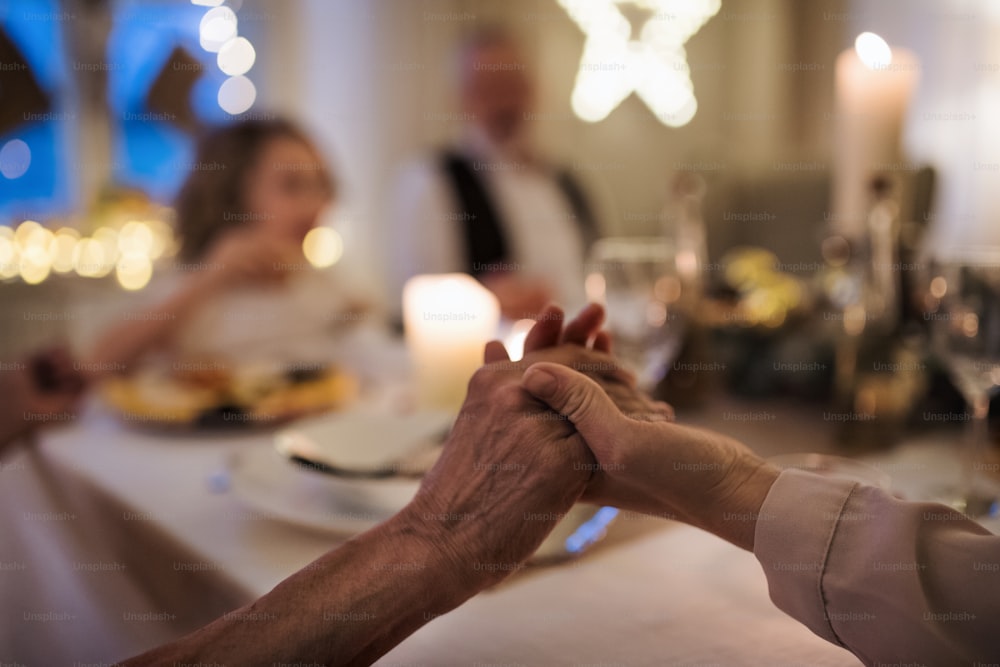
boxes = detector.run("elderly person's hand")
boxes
[402,303,665,591]
[404,344,594,592]
[515,303,674,423]
[520,357,779,551]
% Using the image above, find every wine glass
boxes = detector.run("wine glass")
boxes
[926,248,1000,517]
[585,237,689,390]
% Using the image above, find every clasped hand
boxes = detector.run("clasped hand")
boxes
[405,303,779,600]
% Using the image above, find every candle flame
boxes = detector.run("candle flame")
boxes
[855,32,892,70]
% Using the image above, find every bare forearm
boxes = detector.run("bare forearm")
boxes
[88,276,218,373]
[643,425,781,552]
[122,510,469,666]
[656,442,780,552]
[694,459,780,552]
[519,360,783,552]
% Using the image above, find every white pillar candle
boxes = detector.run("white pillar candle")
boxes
[832,32,919,237]
[403,274,501,411]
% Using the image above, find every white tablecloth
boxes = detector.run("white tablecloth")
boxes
[0,395,872,666]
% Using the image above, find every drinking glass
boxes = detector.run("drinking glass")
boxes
[586,237,689,390]
[926,248,1000,516]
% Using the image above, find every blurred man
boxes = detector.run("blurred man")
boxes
[391,29,598,321]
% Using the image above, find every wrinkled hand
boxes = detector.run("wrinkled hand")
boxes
[521,359,780,551]
[402,304,670,592]
[512,303,673,424]
[404,347,594,592]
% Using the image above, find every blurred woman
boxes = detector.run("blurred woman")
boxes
[89,119,369,375]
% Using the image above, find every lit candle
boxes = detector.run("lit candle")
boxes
[403,274,501,411]
[832,32,919,237]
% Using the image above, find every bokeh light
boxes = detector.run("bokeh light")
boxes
[118,221,155,256]
[145,218,176,259]
[558,0,719,127]
[303,227,344,268]
[0,228,18,279]
[199,6,238,52]
[929,276,947,299]
[74,238,110,278]
[217,36,256,76]
[5,214,176,286]
[92,226,120,268]
[49,228,80,274]
[19,244,51,285]
[0,139,32,179]
[218,75,257,114]
[116,252,153,291]
[14,220,45,248]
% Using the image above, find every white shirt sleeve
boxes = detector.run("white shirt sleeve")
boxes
[387,159,465,317]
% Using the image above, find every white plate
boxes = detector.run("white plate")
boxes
[228,444,421,535]
[274,409,454,476]
[232,409,619,558]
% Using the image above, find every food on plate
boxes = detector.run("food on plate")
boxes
[101,361,358,428]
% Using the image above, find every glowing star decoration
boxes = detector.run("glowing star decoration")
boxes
[558,0,720,127]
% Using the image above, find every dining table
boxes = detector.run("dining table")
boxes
[2,334,993,666]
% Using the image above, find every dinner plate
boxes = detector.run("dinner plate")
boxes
[228,444,422,535]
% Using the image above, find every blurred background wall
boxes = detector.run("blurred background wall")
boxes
[3,0,1000,355]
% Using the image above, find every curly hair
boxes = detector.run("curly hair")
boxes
[174,118,334,261]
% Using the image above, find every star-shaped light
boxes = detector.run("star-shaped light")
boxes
[558,0,720,127]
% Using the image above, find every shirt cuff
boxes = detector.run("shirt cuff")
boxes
[753,468,858,646]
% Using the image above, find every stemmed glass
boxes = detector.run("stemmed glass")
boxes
[586,237,690,390]
[926,249,1000,517]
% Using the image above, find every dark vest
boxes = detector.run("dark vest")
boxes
[439,150,598,276]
